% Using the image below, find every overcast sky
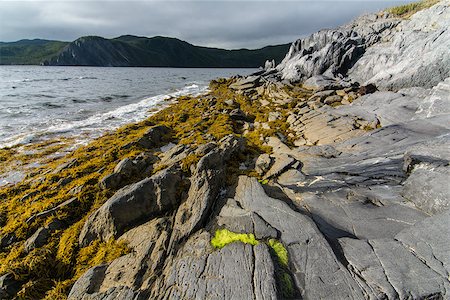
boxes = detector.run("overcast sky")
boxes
[0,0,411,49]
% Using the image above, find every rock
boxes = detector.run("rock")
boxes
[234,176,364,299]
[113,158,134,176]
[79,166,182,246]
[169,137,243,248]
[302,75,342,91]
[268,111,281,122]
[24,227,50,253]
[263,153,296,179]
[0,273,21,299]
[349,2,450,89]
[136,125,171,149]
[323,95,342,104]
[152,231,278,300]
[309,89,335,100]
[277,169,305,185]
[402,165,450,215]
[229,75,262,90]
[68,264,109,300]
[264,59,276,70]
[99,173,122,190]
[23,220,63,253]
[255,154,272,176]
[26,197,78,224]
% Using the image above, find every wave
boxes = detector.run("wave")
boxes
[0,133,36,149]
[45,83,207,135]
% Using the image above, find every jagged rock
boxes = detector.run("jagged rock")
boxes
[277,169,305,185]
[216,198,278,240]
[309,89,335,101]
[169,136,244,248]
[100,153,157,190]
[349,2,450,89]
[0,273,21,299]
[396,209,450,280]
[113,158,134,176]
[69,218,171,298]
[79,166,182,246]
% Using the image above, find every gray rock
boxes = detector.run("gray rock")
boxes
[99,173,121,190]
[79,166,182,246]
[169,136,243,248]
[153,231,278,300]
[402,164,450,215]
[68,264,109,300]
[23,220,63,253]
[277,169,305,186]
[113,158,134,177]
[235,176,364,299]
[263,153,295,179]
[396,209,450,280]
[349,3,450,89]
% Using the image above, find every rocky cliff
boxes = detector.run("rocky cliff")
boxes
[0,1,449,299]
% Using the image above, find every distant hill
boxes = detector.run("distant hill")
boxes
[0,39,69,65]
[0,35,290,67]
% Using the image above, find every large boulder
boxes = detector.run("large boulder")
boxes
[79,166,182,246]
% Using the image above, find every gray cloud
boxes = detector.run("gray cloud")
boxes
[0,0,408,49]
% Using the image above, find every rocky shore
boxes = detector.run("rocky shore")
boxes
[1,1,449,299]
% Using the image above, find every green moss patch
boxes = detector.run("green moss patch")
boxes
[268,238,289,266]
[211,229,259,249]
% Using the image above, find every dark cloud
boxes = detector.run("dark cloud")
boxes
[0,0,407,48]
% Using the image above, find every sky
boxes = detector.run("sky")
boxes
[0,0,411,49]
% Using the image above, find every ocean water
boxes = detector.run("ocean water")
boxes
[0,66,255,148]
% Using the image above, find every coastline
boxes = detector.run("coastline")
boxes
[0,1,449,298]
